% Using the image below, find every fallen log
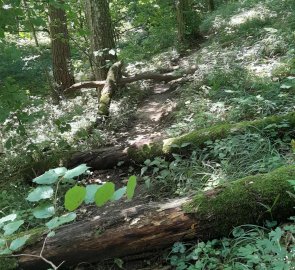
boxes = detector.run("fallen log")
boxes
[98,61,123,116]
[16,165,295,269]
[65,66,197,93]
[68,112,295,169]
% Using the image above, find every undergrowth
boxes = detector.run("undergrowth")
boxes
[142,132,290,197]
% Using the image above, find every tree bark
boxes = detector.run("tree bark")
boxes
[176,0,199,44]
[67,112,295,170]
[48,0,75,92]
[208,0,215,11]
[98,61,123,116]
[64,66,197,93]
[85,0,117,80]
[17,165,295,269]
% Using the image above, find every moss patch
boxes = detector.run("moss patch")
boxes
[163,112,295,153]
[184,165,295,236]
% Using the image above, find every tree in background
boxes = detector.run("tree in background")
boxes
[85,0,116,80]
[48,0,75,92]
[176,0,200,45]
[208,0,215,11]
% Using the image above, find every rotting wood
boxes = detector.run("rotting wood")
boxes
[17,165,295,269]
[98,61,123,116]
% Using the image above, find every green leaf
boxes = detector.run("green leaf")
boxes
[84,184,101,204]
[32,203,55,219]
[47,231,55,238]
[49,167,67,177]
[141,166,148,176]
[3,220,24,236]
[26,186,54,202]
[63,164,90,179]
[114,258,124,269]
[32,170,59,185]
[111,187,127,201]
[94,182,115,207]
[0,214,17,228]
[126,175,137,200]
[180,142,191,148]
[280,84,292,89]
[46,213,77,230]
[9,235,30,251]
[0,248,12,255]
[64,185,86,211]
[0,239,6,248]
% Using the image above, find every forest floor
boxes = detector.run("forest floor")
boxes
[1,0,295,269]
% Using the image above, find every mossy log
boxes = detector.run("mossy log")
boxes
[98,61,123,116]
[68,112,295,169]
[17,165,295,269]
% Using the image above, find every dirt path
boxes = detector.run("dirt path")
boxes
[126,83,177,146]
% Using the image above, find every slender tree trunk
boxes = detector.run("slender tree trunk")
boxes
[0,130,4,155]
[22,0,39,46]
[85,0,116,80]
[176,0,200,44]
[208,0,215,11]
[48,0,75,93]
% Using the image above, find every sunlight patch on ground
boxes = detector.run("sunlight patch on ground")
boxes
[229,5,276,26]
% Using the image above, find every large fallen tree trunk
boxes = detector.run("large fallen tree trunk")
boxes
[68,112,295,169]
[17,165,295,269]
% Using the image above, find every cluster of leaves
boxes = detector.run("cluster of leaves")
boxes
[203,132,286,179]
[169,224,295,270]
[141,131,289,197]
[168,180,295,270]
[0,164,137,255]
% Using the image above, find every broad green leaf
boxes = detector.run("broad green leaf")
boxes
[94,182,115,207]
[32,203,55,219]
[46,213,76,230]
[32,170,59,185]
[0,239,5,248]
[180,142,191,148]
[49,167,67,177]
[280,84,292,89]
[9,235,30,251]
[84,184,101,204]
[141,166,148,176]
[126,176,137,200]
[111,187,127,201]
[0,248,12,255]
[47,231,55,238]
[3,220,24,236]
[0,214,17,228]
[26,186,54,202]
[63,164,90,179]
[64,185,86,211]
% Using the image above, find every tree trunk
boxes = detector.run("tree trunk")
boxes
[22,0,39,47]
[68,112,295,170]
[98,61,123,116]
[208,0,215,11]
[85,0,117,80]
[17,165,295,269]
[176,0,199,44]
[48,0,75,93]
[64,65,197,93]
